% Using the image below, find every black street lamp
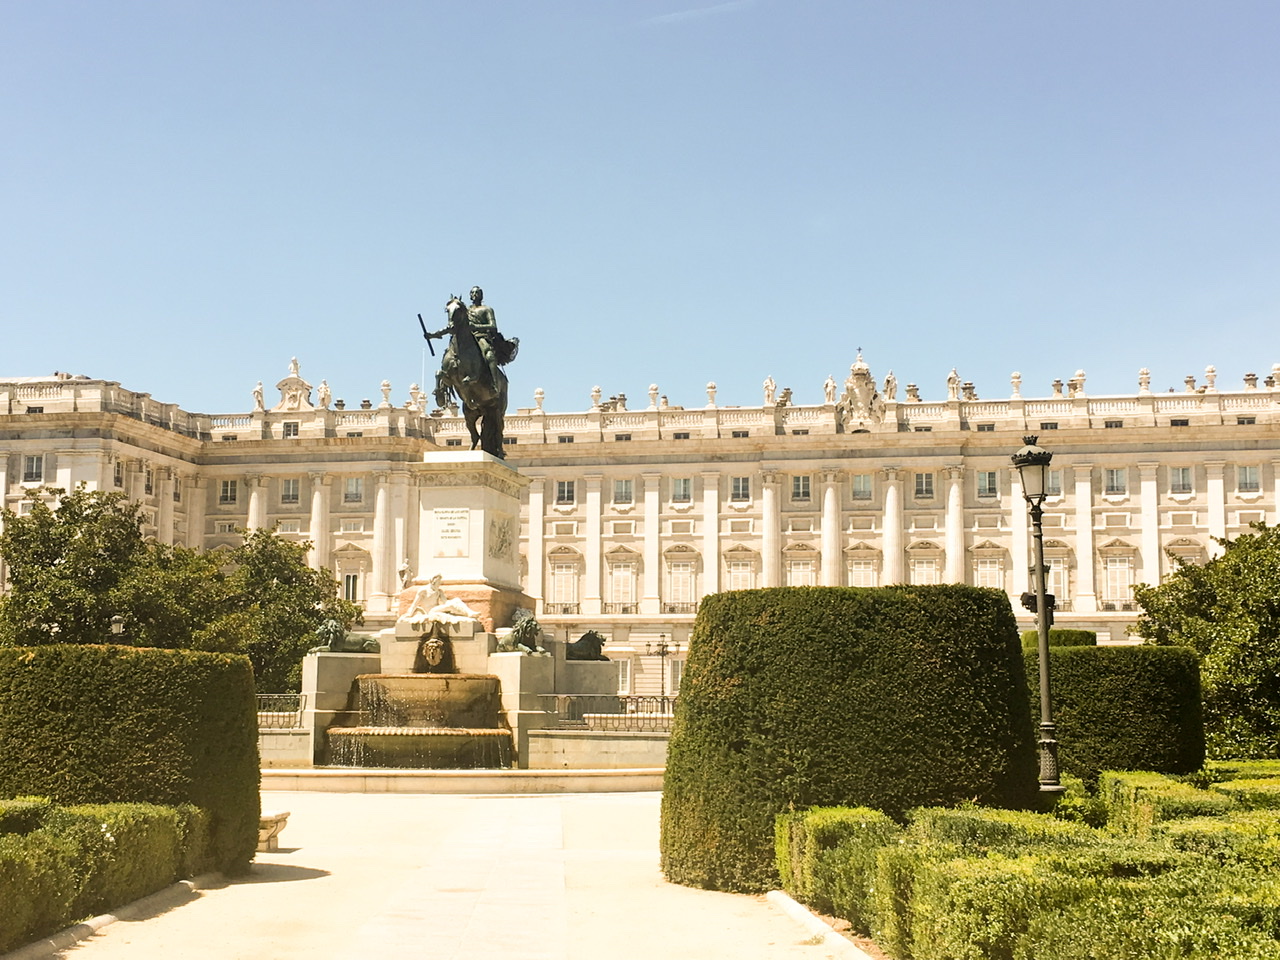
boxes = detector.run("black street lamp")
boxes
[645,633,676,699]
[1012,435,1065,795]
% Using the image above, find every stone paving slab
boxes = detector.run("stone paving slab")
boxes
[39,792,850,960]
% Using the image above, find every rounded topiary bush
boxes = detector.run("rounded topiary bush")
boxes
[1021,629,1098,649]
[1027,646,1204,785]
[660,585,1039,892]
[0,645,260,874]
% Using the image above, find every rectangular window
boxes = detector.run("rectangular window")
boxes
[219,479,238,504]
[851,474,873,501]
[1238,416,1257,426]
[1170,467,1193,495]
[791,429,810,436]
[343,574,360,602]
[791,476,811,501]
[26,406,43,414]
[614,433,631,442]
[976,423,995,432]
[346,432,363,438]
[283,421,300,438]
[344,477,364,503]
[672,478,692,503]
[222,435,239,442]
[1239,465,1260,493]
[277,520,301,533]
[503,437,517,446]
[556,480,575,505]
[558,435,574,443]
[1170,419,1190,427]
[173,481,181,503]
[914,473,934,499]
[913,426,932,433]
[731,477,750,502]
[1040,422,1059,430]
[445,438,463,447]
[731,430,749,438]
[1104,420,1123,429]
[974,558,1003,589]
[1103,557,1133,602]
[613,478,633,504]
[551,563,578,604]
[668,658,684,695]
[977,471,998,498]
[22,455,43,483]
[144,468,154,495]
[910,558,939,585]
[669,561,695,604]
[340,519,364,533]
[1104,468,1127,496]
[1047,557,1069,603]
[114,461,124,487]
[610,563,636,606]
[281,478,301,504]
[673,432,691,440]
[786,559,816,587]
[847,559,878,587]
[215,521,237,534]
[616,658,632,695]
[1046,469,1063,497]
[728,561,754,591]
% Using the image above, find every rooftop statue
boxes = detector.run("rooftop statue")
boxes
[420,286,518,458]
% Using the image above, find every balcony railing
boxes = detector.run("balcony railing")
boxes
[661,602,699,615]
[1100,600,1137,612]
[257,694,306,729]
[544,602,580,615]
[603,603,638,614]
[542,695,677,732]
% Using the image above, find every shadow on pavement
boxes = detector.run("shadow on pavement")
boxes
[236,863,331,884]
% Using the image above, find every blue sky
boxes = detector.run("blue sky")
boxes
[3,1,1277,414]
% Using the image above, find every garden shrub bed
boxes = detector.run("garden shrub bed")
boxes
[1020,628,1097,648]
[661,586,1038,893]
[776,765,1280,959]
[0,799,212,953]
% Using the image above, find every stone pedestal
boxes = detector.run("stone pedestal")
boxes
[301,651,381,764]
[488,651,557,767]
[379,618,497,675]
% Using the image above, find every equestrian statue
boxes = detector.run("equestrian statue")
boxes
[419,286,518,458]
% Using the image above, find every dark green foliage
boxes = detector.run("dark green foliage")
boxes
[1134,522,1280,758]
[1020,628,1097,649]
[0,797,52,835]
[1025,646,1204,785]
[0,827,82,953]
[0,645,259,874]
[661,586,1039,892]
[775,806,899,925]
[0,488,361,692]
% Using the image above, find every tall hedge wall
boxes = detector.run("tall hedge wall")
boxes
[0,645,259,874]
[1026,646,1204,785]
[660,586,1039,892]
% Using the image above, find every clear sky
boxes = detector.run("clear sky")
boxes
[3,1,1277,415]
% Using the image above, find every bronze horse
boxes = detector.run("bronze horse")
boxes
[430,297,510,458]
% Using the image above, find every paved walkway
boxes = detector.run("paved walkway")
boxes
[49,792,851,960]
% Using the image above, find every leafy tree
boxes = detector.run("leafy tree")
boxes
[0,487,361,691]
[1133,523,1280,758]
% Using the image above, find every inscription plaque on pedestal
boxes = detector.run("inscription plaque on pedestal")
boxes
[433,507,471,557]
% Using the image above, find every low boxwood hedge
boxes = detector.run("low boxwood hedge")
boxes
[1101,771,1234,839]
[661,585,1038,892]
[775,806,899,926]
[1020,628,1097,649]
[1026,646,1204,784]
[0,645,259,875]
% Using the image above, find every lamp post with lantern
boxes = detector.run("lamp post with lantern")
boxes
[1011,435,1065,795]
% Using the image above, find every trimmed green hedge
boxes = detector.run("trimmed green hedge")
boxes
[1100,771,1234,840]
[1020,628,1097,649]
[1026,646,1204,784]
[0,800,211,953]
[775,806,900,926]
[661,586,1039,892]
[0,645,259,874]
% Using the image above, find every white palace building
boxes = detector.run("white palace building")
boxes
[2,356,1278,694]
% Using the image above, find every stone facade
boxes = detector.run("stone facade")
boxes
[3,358,1279,694]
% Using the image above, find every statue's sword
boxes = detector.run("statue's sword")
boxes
[417,314,435,356]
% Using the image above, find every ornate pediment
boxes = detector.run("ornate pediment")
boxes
[273,357,314,412]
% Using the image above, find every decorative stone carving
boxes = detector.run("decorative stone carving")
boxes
[1138,368,1151,394]
[1204,366,1217,393]
[488,515,515,561]
[823,375,837,404]
[534,387,545,411]
[706,382,717,407]
[763,376,776,406]
[837,352,883,430]
[905,383,920,403]
[591,385,602,410]
[379,380,392,408]
[1010,372,1022,398]
[946,369,960,401]
[883,370,897,401]
[648,384,659,409]
[252,381,265,412]
[273,359,313,411]
[317,380,331,409]
[399,574,483,630]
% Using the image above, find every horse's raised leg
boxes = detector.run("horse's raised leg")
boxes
[465,406,482,450]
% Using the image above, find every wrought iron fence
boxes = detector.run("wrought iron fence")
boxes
[541,694,677,732]
[257,693,307,729]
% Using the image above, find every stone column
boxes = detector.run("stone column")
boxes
[881,468,904,584]
[187,477,207,550]
[526,477,546,605]
[701,471,721,596]
[583,474,603,615]
[416,477,433,580]
[156,468,175,545]
[642,473,661,614]
[1009,469,1029,596]
[370,471,392,610]
[944,466,965,583]
[820,470,841,586]
[1072,464,1097,613]
[245,474,267,530]
[390,471,410,589]
[1205,461,1226,558]
[308,472,331,570]
[761,470,781,587]
[1138,462,1160,584]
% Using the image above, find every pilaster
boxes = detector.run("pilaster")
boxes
[944,466,965,583]
[308,472,332,570]
[1072,464,1096,613]
[1138,463,1160,583]
[820,470,841,586]
[701,471,721,595]
[583,475,603,615]
[641,473,661,614]
[761,470,781,587]
[526,477,546,606]
[881,468,904,584]
[1206,461,1226,557]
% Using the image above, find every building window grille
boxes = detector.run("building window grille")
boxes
[1104,468,1127,496]
[556,480,575,505]
[22,455,43,484]
[669,561,695,607]
[910,558,939,585]
[340,519,364,533]
[672,478,692,503]
[730,477,750,501]
[346,432,363,438]
[1238,416,1257,425]
[277,520,301,533]
[1047,557,1070,605]
[1239,465,1260,493]
[1170,467,1193,495]
[974,557,1003,589]
[728,560,754,591]
[851,474,873,500]
[26,406,44,414]
[343,574,360,602]
[791,429,809,435]
[344,477,364,503]
[616,658,632,695]
[914,473,934,499]
[173,482,181,503]
[614,433,631,442]
[558,435,574,443]
[114,461,124,487]
[791,475,811,501]
[977,471,998,498]
[976,423,995,432]
[219,480,238,505]
[1103,557,1134,603]
[609,562,636,612]
[222,435,239,442]
[1040,422,1059,430]
[283,421,300,438]
[1104,420,1123,429]
[786,559,816,587]
[614,478,633,504]
[144,468,153,495]
[215,521,237,534]
[673,432,691,440]
[1046,469,1063,497]
[281,478,301,504]
[503,437,517,446]
[551,562,579,609]
[847,559,878,587]
[1170,419,1190,427]
[445,438,463,447]
[731,430,749,438]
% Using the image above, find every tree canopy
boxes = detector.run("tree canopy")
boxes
[0,487,361,690]
[1133,522,1280,758]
